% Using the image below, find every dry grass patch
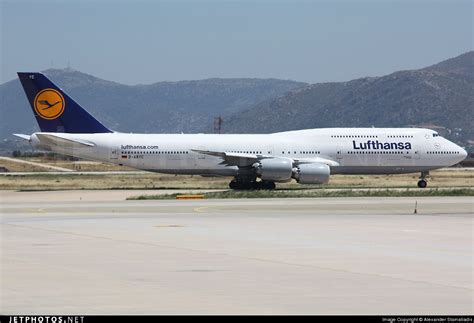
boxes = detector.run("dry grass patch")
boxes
[0,168,472,191]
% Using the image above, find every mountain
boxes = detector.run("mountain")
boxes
[224,51,474,145]
[0,69,306,143]
[1,52,472,150]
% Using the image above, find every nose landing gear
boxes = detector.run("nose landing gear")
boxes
[417,171,429,188]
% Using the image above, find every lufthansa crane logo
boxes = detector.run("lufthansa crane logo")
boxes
[34,88,65,120]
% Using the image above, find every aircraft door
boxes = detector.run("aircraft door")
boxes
[413,150,421,160]
[329,145,344,162]
[405,143,420,161]
[413,142,421,160]
[336,146,343,161]
[110,148,119,160]
[193,145,207,168]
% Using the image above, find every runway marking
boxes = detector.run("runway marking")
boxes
[2,222,471,292]
[23,208,46,213]
[153,224,184,228]
[193,206,210,213]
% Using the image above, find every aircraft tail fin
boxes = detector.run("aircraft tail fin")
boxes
[17,72,111,133]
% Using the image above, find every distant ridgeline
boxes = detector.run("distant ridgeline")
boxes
[224,51,474,147]
[1,51,473,151]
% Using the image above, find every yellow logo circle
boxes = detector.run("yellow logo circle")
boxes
[34,88,65,120]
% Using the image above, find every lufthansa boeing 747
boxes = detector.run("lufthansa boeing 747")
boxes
[14,72,467,189]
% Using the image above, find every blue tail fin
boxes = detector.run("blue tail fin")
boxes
[17,72,112,133]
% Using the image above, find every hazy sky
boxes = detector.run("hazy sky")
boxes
[1,0,472,85]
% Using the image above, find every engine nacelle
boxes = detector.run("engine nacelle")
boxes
[255,157,293,182]
[293,163,330,184]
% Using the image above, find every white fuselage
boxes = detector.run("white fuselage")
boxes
[29,127,467,180]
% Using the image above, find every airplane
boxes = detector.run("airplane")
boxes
[14,72,467,190]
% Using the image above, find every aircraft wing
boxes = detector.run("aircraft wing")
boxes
[191,149,271,167]
[191,149,339,167]
[292,156,340,167]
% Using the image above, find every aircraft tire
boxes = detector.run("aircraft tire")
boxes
[229,180,276,190]
[229,180,253,190]
[262,181,276,190]
[229,180,239,190]
[417,179,427,188]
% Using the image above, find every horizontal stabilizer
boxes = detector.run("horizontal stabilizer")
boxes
[36,133,95,148]
[13,134,31,141]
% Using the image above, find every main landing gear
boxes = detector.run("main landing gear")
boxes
[417,171,429,188]
[229,179,276,190]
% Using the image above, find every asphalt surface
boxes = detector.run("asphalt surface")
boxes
[1,190,472,314]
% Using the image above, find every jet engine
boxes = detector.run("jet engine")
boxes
[254,157,293,182]
[293,163,330,184]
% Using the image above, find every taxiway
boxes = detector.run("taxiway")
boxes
[1,190,472,314]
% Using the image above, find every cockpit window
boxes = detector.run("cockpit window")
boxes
[432,133,439,137]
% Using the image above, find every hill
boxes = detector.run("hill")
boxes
[1,52,472,150]
[0,69,305,144]
[224,52,474,145]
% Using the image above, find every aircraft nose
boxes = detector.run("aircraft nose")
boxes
[459,147,468,159]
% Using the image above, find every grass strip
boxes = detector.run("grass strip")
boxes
[127,188,474,200]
